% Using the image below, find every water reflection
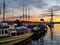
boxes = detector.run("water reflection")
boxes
[50,27,54,40]
[42,24,60,45]
[40,37,44,45]
[31,31,47,45]
[49,27,54,45]
[32,37,44,45]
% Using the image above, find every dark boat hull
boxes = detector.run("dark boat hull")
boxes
[32,29,47,36]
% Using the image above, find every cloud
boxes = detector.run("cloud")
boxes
[0,0,3,8]
[0,0,47,15]
[5,0,47,9]
[0,0,50,17]
[52,6,60,11]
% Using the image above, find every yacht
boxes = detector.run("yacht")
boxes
[0,23,32,45]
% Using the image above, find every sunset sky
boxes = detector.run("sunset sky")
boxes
[0,0,60,22]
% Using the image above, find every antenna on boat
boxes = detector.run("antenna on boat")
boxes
[3,0,5,22]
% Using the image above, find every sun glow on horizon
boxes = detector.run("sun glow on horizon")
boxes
[0,16,60,22]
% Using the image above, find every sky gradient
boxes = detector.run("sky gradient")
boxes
[0,0,60,22]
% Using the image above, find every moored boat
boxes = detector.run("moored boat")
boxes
[32,18,48,35]
[32,25,47,35]
[0,23,32,45]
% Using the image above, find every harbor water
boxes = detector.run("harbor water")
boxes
[15,24,60,45]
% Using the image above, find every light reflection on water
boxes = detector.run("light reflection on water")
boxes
[38,24,60,45]
[17,24,60,45]
[31,24,60,45]
[42,24,60,45]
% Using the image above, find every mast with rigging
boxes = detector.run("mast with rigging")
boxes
[50,8,54,22]
[3,0,5,22]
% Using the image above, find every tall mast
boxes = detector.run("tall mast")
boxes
[26,4,28,21]
[50,8,53,22]
[28,5,30,21]
[20,16,21,21]
[23,4,24,21]
[3,0,5,22]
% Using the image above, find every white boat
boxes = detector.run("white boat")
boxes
[0,23,32,45]
[0,33,32,45]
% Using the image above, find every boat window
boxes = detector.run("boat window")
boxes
[11,33,16,36]
[2,30,4,34]
[4,26,9,28]
[5,30,8,34]
[17,32,20,35]
[21,32,24,35]
[0,30,2,34]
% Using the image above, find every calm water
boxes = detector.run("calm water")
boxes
[16,24,60,45]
